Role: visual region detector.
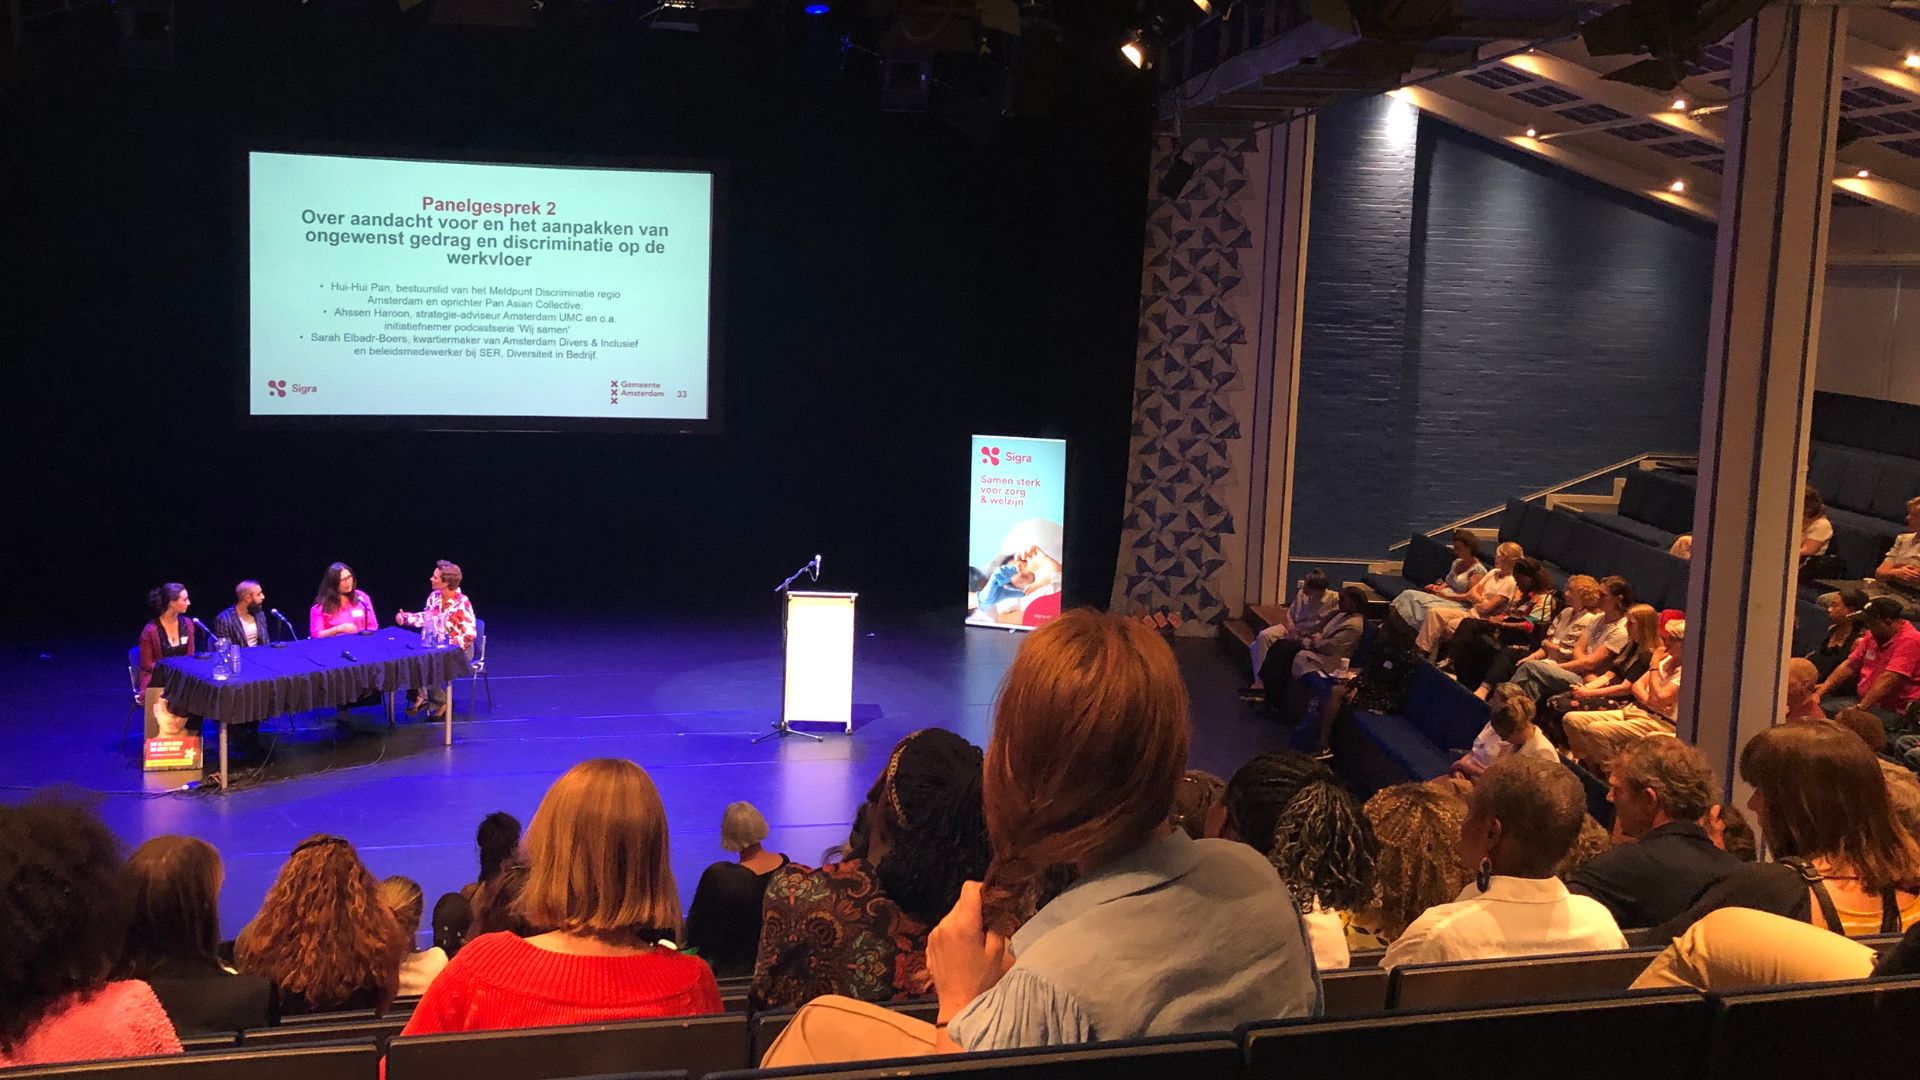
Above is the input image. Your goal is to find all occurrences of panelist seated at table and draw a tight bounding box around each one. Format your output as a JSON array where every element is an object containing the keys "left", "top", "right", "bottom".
[
  {"left": 137, "top": 582, "right": 196, "bottom": 696},
  {"left": 396, "top": 560, "right": 476, "bottom": 720},
  {"left": 213, "top": 580, "right": 276, "bottom": 648},
  {"left": 309, "top": 562, "right": 377, "bottom": 639}
]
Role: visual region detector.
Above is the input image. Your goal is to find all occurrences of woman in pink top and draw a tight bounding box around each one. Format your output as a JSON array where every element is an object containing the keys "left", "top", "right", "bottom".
[
  {"left": 310, "top": 562, "right": 378, "bottom": 638},
  {"left": 0, "top": 799, "right": 181, "bottom": 1067}
]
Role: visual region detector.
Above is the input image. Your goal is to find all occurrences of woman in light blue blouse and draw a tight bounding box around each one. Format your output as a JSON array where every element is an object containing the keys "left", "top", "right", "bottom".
[
  {"left": 1389, "top": 529, "right": 1488, "bottom": 632},
  {"left": 760, "top": 610, "right": 1318, "bottom": 1067}
]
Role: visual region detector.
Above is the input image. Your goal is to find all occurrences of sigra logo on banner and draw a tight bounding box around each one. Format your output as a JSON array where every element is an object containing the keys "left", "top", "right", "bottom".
[{"left": 968, "top": 435, "right": 1066, "bottom": 632}]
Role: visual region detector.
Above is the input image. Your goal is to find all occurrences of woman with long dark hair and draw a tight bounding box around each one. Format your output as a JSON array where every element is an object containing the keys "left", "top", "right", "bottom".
[
  {"left": 760, "top": 610, "right": 1315, "bottom": 1067},
  {"left": 0, "top": 800, "right": 181, "bottom": 1066},
  {"left": 1652, "top": 722, "right": 1920, "bottom": 939},
  {"left": 308, "top": 562, "right": 376, "bottom": 639},
  {"left": 751, "top": 729, "right": 991, "bottom": 1009},
  {"left": 234, "top": 835, "right": 409, "bottom": 1015},
  {"left": 136, "top": 583, "right": 195, "bottom": 697},
  {"left": 122, "top": 836, "right": 275, "bottom": 1034}
]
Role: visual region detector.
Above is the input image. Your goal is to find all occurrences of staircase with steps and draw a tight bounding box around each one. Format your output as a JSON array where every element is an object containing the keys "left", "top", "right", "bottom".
[{"left": 1217, "top": 603, "right": 1288, "bottom": 673}]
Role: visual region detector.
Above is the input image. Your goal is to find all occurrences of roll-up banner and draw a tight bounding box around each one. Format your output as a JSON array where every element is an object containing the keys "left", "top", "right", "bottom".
[{"left": 967, "top": 435, "right": 1066, "bottom": 630}]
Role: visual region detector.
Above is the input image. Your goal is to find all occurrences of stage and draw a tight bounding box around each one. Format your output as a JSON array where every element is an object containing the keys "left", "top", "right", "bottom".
[{"left": 0, "top": 609, "right": 1279, "bottom": 939}]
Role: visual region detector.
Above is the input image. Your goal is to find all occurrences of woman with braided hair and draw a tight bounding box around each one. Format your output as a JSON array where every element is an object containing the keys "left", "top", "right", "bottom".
[
  {"left": 759, "top": 610, "right": 1315, "bottom": 1068},
  {"left": 1210, "top": 751, "right": 1378, "bottom": 969},
  {"left": 751, "top": 729, "right": 990, "bottom": 1010}
]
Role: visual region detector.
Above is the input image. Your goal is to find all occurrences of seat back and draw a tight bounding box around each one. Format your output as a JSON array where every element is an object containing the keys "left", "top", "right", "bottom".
[
  {"left": 129, "top": 645, "right": 142, "bottom": 695},
  {"left": 1385, "top": 949, "right": 1659, "bottom": 1010},
  {"left": 0, "top": 1041, "right": 380, "bottom": 1080},
  {"left": 1320, "top": 967, "right": 1389, "bottom": 1016},
  {"left": 751, "top": 1000, "right": 936, "bottom": 1063},
  {"left": 1404, "top": 662, "right": 1490, "bottom": 754},
  {"left": 472, "top": 618, "right": 487, "bottom": 667},
  {"left": 1402, "top": 533, "right": 1454, "bottom": 588},
  {"left": 386, "top": 1013, "right": 749, "bottom": 1080},
  {"left": 715, "top": 1035, "right": 1242, "bottom": 1080},
  {"left": 240, "top": 1016, "right": 406, "bottom": 1049},
  {"left": 1539, "top": 510, "right": 1579, "bottom": 569},
  {"left": 1243, "top": 990, "right": 1710, "bottom": 1080},
  {"left": 1706, "top": 975, "right": 1920, "bottom": 1080}
]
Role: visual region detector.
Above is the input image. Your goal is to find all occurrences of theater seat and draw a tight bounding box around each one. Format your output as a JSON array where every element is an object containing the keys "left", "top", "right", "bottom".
[
  {"left": 1385, "top": 950, "right": 1659, "bottom": 1011},
  {"left": 1582, "top": 513, "right": 1679, "bottom": 552},
  {"left": 711, "top": 1035, "right": 1243, "bottom": 1080},
  {"left": 386, "top": 1014, "right": 750, "bottom": 1080},
  {"left": 1351, "top": 712, "right": 1455, "bottom": 783},
  {"left": 1706, "top": 976, "right": 1920, "bottom": 1080},
  {"left": 752, "top": 1001, "right": 939, "bottom": 1063},
  {"left": 1240, "top": 990, "right": 1711, "bottom": 1080},
  {"left": 0, "top": 1041, "right": 381, "bottom": 1080},
  {"left": 1320, "top": 967, "right": 1389, "bottom": 1017},
  {"left": 1345, "top": 663, "right": 1489, "bottom": 785}
]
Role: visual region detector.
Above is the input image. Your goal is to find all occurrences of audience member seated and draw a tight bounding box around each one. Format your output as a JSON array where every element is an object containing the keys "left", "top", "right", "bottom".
[
  {"left": 122, "top": 836, "right": 275, "bottom": 1035},
  {"left": 1208, "top": 752, "right": 1377, "bottom": 969},
  {"left": 1443, "top": 559, "right": 1557, "bottom": 690},
  {"left": 1800, "top": 487, "right": 1836, "bottom": 562},
  {"left": 1861, "top": 496, "right": 1920, "bottom": 617},
  {"left": 462, "top": 811, "right": 523, "bottom": 901},
  {"left": 1510, "top": 576, "right": 1633, "bottom": 705},
  {"left": 1243, "top": 569, "right": 1339, "bottom": 701},
  {"left": 1555, "top": 816, "right": 1613, "bottom": 881},
  {"left": 685, "top": 801, "right": 791, "bottom": 978},
  {"left": 1632, "top": 908, "right": 1876, "bottom": 992},
  {"left": 1470, "top": 574, "right": 1602, "bottom": 699},
  {"left": 1669, "top": 534, "right": 1692, "bottom": 560},
  {"left": 1785, "top": 658, "right": 1827, "bottom": 721},
  {"left": 1417, "top": 542, "right": 1523, "bottom": 657},
  {"left": 1565, "top": 737, "right": 1738, "bottom": 929},
  {"left": 1450, "top": 684, "right": 1557, "bottom": 783},
  {"left": 1708, "top": 803, "right": 1758, "bottom": 863},
  {"left": 1874, "top": 916, "right": 1920, "bottom": 977},
  {"left": 1297, "top": 618, "right": 1419, "bottom": 757},
  {"left": 760, "top": 611, "right": 1317, "bottom": 1066},
  {"left": 1380, "top": 757, "right": 1626, "bottom": 970},
  {"left": 1815, "top": 597, "right": 1920, "bottom": 735},
  {"left": 1806, "top": 587, "right": 1866, "bottom": 690},
  {"left": 752, "top": 729, "right": 990, "bottom": 1009},
  {"left": 0, "top": 799, "right": 182, "bottom": 1066},
  {"left": 1355, "top": 785, "right": 1470, "bottom": 948},
  {"left": 380, "top": 876, "right": 447, "bottom": 996},
  {"left": 470, "top": 861, "right": 534, "bottom": 937},
  {"left": 1562, "top": 612, "right": 1684, "bottom": 774},
  {"left": 1276, "top": 585, "right": 1368, "bottom": 699},
  {"left": 235, "top": 835, "right": 408, "bottom": 1016},
  {"left": 1651, "top": 723, "right": 1920, "bottom": 940},
  {"left": 1168, "top": 770, "right": 1225, "bottom": 841},
  {"left": 400, "top": 758, "right": 722, "bottom": 1038},
  {"left": 1389, "top": 530, "right": 1488, "bottom": 634},
  {"left": 432, "top": 892, "right": 472, "bottom": 961}
]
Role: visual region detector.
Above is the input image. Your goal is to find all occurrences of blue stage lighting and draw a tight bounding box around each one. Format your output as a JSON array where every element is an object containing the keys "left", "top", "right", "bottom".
[{"left": 804, "top": 3, "right": 830, "bottom": 13}]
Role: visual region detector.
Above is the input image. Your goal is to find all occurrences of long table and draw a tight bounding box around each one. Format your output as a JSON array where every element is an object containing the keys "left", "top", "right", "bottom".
[{"left": 153, "top": 627, "right": 471, "bottom": 788}]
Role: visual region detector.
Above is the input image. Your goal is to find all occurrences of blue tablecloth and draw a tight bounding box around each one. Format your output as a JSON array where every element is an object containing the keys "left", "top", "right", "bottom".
[{"left": 153, "top": 628, "right": 470, "bottom": 725}]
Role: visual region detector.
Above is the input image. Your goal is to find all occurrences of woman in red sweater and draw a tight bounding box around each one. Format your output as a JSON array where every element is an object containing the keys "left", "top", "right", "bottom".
[{"left": 399, "top": 758, "right": 722, "bottom": 1036}]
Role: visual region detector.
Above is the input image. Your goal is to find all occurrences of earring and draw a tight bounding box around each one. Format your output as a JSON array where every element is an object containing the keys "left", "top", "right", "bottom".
[{"left": 1476, "top": 857, "right": 1493, "bottom": 893}]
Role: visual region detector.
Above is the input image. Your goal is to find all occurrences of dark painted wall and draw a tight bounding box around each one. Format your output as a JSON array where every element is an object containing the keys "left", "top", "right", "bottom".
[
  {"left": 1292, "top": 101, "right": 1715, "bottom": 559},
  {"left": 9, "top": 2, "right": 1150, "bottom": 635}
]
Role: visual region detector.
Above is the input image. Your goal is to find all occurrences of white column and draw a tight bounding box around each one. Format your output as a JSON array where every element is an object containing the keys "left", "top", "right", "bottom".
[
  {"left": 1683, "top": 3, "right": 1847, "bottom": 802},
  {"left": 1248, "top": 115, "right": 1316, "bottom": 603}
]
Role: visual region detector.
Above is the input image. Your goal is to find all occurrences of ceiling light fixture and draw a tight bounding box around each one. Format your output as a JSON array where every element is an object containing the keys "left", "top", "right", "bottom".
[
  {"left": 1668, "top": 179, "right": 1687, "bottom": 194},
  {"left": 1525, "top": 126, "right": 1538, "bottom": 138},
  {"left": 1121, "top": 31, "right": 1149, "bottom": 69},
  {"left": 1906, "top": 51, "right": 1920, "bottom": 70},
  {"left": 1671, "top": 98, "right": 1687, "bottom": 111}
]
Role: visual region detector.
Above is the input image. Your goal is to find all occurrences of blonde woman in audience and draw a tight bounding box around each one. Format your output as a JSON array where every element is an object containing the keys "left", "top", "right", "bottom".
[
  {"left": 1651, "top": 723, "right": 1920, "bottom": 940},
  {"left": 1355, "top": 784, "right": 1472, "bottom": 948},
  {"left": 234, "top": 835, "right": 409, "bottom": 1015},
  {"left": 379, "top": 876, "right": 447, "bottom": 996},
  {"left": 1416, "top": 541, "right": 1524, "bottom": 657},
  {"left": 1380, "top": 756, "right": 1626, "bottom": 970},
  {"left": 400, "top": 758, "right": 721, "bottom": 1037},
  {"left": 1562, "top": 613, "right": 1684, "bottom": 773},
  {"left": 1669, "top": 534, "right": 1692, "bottom": 560},
  {"left": 1451, "top": 684, "right": 1557, "bottom": 783},
  {"left": 0, "top": 799, "right": 181, "bottom": 1067},
  {"left": 760, "top": 610, "right": 1316, "bottom": 1066},
  {"left": 1472, "top": 574, "right": 1604, "bottom": 698},
  {"left": 1389, "top": 530, "right": 1488, "bottom": 632},
  {"left": 685, "top": 802, "right": 791, "bottom": 978},
  {"left": 1784, "top": 658, "right": 1827, "bottom": 721}
]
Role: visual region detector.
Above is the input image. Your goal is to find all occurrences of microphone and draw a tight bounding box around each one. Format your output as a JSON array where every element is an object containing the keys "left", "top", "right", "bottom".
[
  {"left": 190, "top": 617, "right": 216, "bottom": 657},
  {"left": 269, "top": 608, "right": 299, "bottom": 646},
  {"left": 811, "top": 554, "right": 822, "bottom": 581}
]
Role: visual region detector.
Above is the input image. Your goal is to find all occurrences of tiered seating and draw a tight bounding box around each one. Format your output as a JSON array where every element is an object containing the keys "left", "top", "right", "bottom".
[
  {"left": 1332, "top": 661, "right": 1488, "bottom": 790},
  {"left": 1496, "top": 498, "right": 1693, "bottom": 613},
  {"left": 14, "top": 963, "right": 1920, "bottom": 1080}
]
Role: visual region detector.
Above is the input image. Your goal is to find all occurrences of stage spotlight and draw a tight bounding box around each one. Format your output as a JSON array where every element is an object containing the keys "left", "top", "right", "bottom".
[
  {"left": 1121, "top": 31, "right": 1150, "bottom": 69},
  {"left": 1668, "top": 179, "right": 1687, "bottom": 194},
  {"left": 1525, "top": 126, "right": 1538, "bottom": 138},
  {"left": 804, "top": 2, "right": 830, "bottom": 13},
  {"left": 1158, "top": 153, "right": 1197, "bottom": 200},
  {"left": 1906, "top": 51, "right": 1920, "bottom": 69},
  {"left": 1857, "top": 168, "right": 1872, "bottom": 179},
  {"left": 1191, "top": 0, "right": 1213, "bottom": 12},
  {"left": 1670, "top": 97, "right": 1687, "bottom": 111}
]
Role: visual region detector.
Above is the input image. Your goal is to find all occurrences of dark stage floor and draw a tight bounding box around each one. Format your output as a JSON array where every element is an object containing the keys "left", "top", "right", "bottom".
[{"left": 0, "top": 610, "right": 1280, "bottom": 939}]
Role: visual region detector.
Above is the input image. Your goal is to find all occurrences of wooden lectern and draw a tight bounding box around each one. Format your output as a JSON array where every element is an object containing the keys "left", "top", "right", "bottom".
[{"left": 757, "top": 590, "right": 857, "bottom": 743}]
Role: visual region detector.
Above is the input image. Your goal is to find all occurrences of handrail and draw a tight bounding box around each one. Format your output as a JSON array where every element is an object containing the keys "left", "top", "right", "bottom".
[{"left": 1385, "top": 452, "right": 1698, "bottom": 553}]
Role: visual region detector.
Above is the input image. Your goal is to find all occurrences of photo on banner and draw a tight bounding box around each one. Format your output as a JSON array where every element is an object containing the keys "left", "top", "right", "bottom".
[{"left": 967, "top": 435, "right": 1066, "bottom": 630}]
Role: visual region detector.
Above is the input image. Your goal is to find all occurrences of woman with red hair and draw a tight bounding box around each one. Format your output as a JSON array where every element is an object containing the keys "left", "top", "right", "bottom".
[{"left": 761, "top": 609, "right": 1317, "bottom": 1066}]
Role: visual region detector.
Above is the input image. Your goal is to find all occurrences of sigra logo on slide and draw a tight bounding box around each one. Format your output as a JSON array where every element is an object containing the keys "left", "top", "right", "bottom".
[
  {"left": 981, "top": 446, "right": 1031, "bottom": 466},
  {"left": 266, "top": 379, "right": 288, "bottom": 398}
]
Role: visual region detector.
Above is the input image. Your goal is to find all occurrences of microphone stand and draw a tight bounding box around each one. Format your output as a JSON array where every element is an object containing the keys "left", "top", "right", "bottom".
[
  {"left": 270, "top": 610, "right": 298, "bottom": 648},
  {"left": 756, "top": 556, "right": 826, "bottom": 744}
]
